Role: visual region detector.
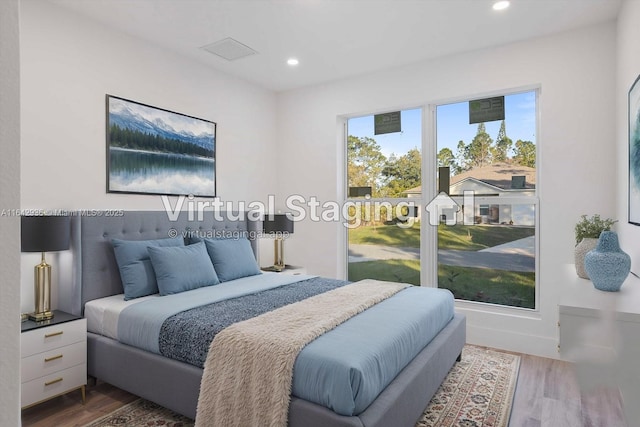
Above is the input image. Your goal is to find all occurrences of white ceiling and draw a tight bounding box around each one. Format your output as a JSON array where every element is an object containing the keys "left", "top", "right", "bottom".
[{"left": 47, "top": 0, "right": 621, "bottom": 92}]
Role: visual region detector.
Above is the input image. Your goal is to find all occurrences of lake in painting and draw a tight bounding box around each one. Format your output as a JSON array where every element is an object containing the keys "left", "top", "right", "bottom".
[{"left": 109, "top": 147, "right": 215, "bottom": 196}]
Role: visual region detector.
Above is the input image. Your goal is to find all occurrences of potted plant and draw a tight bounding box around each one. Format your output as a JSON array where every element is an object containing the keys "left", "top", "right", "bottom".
[{"left": 574, "top": 214, "right": 617, "bottom": 278}]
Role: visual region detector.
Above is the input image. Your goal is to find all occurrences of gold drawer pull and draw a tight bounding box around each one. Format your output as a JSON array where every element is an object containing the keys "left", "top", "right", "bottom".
[
  {"left": 44, "top": 377, "right": 63, "bottom": 386},
  {"left": 44, "top": 354, "right": 63, "bottom": 362},
  {"left": 44, "top": 331, "right": 63, "bottom": 338}
]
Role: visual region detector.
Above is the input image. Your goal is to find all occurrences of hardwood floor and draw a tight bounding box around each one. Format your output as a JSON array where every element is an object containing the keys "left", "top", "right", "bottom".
[
  {"left": 509, "top": 354, "right": 627, "bottom": 427},
  {"left": 21, "top": 382, "right": 137, "bottom": 427},
  {"left": 21, "top": 352, "right": 627, "bottom": 427}
]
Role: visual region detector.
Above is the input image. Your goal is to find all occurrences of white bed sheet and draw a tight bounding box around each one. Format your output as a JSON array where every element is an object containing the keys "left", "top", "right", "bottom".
[
  {"left": 84, "top": 293, "right": 159, "bottom": 339},
  {"left": 84, "top": 272, "right": 310, "bottom": 341}
]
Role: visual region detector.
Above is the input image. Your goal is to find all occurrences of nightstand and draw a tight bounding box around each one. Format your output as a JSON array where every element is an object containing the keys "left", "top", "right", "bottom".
[
  {"left": 261, "top": 265, "right": 307, "bottom": 275},
  {"left": 21, "top": 310, "right": 87, "bottom": 409}
]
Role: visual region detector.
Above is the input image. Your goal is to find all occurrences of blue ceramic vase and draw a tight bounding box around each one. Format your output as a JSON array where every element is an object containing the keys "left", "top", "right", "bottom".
[{"left": 584, "top": 231, "right": 630, "bottom": 292}]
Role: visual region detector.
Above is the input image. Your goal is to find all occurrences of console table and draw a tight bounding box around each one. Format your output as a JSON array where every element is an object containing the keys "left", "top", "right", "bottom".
[{"left": 558, "top": 264, "right": 640, "bottom": 359}]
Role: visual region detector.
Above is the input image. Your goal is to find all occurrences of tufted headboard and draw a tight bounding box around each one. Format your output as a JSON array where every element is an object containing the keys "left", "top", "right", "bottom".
[{"left": 59, "top": 211, "right": 260, "bottom": 316}]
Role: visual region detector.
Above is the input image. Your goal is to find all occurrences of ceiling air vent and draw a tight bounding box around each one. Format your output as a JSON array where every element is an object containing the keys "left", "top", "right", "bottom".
[{"left": 201, "top": 37, "right": 257, "bottom": 61}]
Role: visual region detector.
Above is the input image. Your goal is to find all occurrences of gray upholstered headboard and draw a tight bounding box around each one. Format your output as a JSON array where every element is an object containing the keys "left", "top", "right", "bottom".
[{"left": 59, "top": 211, "right": 260, "bottom": 316}]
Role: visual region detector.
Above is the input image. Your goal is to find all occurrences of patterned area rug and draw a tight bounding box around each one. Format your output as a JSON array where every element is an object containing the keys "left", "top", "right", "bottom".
[
  {"left": 416, "top": 345, "right": 520, "bottom": 427},
  {"left": 83, "top": 345, "right": 519, "bottom": 427}
]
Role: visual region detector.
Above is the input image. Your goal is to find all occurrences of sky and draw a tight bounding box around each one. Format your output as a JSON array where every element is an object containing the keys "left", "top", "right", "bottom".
[{"left": 347, "top": 91, "right": 536, "bottom": 159}]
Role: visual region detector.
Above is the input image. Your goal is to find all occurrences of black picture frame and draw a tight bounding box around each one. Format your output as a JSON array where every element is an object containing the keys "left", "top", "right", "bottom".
[
  {"left": 106, "top": 95, "right": 216, "bottom": 197},
  {"left": 629, "top": 76, "right": 640, "bottom": 225}
]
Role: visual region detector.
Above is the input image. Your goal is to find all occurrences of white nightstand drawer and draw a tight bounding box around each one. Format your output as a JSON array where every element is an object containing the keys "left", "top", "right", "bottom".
[
  {"left": 21, "top": 340, "right": 87, "bottom": 383},
  {"left": 21, "top": 364, "right": 86, "bottom": 408},
  {"left": 21, "top": 319, "right": 86, "bottom": 358}
]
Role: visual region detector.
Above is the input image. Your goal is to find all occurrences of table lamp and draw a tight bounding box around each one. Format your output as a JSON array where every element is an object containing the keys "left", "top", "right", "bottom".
[
  {"left": 263, "top": 213, "right": 294, "bottom": 272},
  {"left": 21, "top": 215, "right": 70, "bottom": 321}
]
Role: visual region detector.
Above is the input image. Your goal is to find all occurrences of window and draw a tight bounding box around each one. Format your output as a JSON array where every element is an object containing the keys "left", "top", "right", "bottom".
[
  {"left": 435, "top": 91, "right": 538, "bottom": 309},
  {"left": 346, "top": 109, "right": 424, "bottom": 285},
  {"left": 342, "top": 90, "right": 538, "bottom": 310}
]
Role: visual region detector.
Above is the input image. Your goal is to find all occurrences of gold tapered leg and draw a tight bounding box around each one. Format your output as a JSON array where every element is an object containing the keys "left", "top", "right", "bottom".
[{"left": 81, "top": 385, "right": 86, "bottom": 405}]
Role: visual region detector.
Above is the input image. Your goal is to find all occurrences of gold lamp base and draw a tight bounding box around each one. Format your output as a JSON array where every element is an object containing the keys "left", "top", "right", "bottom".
[
  {"left": 271, "top": 238, "right": 286, "bottom": 272},
  {"left": 28, "top": 311, "right": 54, "bottom": 322},
  {"left": 31, "top": 253, "right": 54, "bottom": 322}
]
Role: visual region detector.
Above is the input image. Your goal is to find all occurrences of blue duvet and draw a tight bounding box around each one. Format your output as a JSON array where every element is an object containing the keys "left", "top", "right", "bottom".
[
  {"left": 116, "top": 275, "right": 455, "bottom": 416},
  {"left": 293, "top": 286, "right": 454, "bottom": 415}
]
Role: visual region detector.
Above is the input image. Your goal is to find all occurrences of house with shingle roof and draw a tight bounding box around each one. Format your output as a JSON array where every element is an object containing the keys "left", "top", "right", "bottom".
[{"left": 405, "top": 163, "right": 536, "bottom": 226}]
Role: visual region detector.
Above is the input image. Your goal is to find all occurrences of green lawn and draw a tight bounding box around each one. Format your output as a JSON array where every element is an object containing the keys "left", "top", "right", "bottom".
[
  {"left": 348, "top": 260, "right": 535, "bottom": 309},
  {"left": 438, "top": 264, "right": 535, "bottom": 309},
  {"left": 348, "top": 223, "right": 535, "bottom": 251},
  {"left": 348, "top": 259, "right": 420, "bottom": 285},
  {"left": 348, "top": 224, "right": 420, "bottom": 248},
  {"left": 348, "top": 223, "right": 536, "bottom": 308},
  {"left": 437, "top": 224, "right": 535, "bottom": 251}
]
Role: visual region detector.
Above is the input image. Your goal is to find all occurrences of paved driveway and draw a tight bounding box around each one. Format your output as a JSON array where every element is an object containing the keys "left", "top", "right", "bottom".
[{"left": 348, "top": 236, "right": 535, "bottom": 272}]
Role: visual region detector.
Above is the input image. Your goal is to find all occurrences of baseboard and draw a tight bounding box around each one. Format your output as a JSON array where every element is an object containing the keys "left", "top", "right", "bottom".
[{"left": 465, "top": 323, "right": 560, "bottom": 359}]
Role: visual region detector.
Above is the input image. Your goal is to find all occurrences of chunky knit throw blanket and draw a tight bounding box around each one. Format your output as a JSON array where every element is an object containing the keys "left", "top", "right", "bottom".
[{"left": 195, "top": 279, "right": 410, "bottom": 427}]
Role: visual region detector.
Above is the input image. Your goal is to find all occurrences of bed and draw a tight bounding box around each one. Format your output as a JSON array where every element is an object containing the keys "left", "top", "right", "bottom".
[{"left": 59, "top": 210, "right": 465, "bottom": 427}]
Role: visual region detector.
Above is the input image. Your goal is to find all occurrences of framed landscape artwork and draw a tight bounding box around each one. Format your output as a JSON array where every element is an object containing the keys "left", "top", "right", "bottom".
[
  {"left": 630, "top": 76, "right": 640, "bottom": 225},
  {"left": 106, "top": 95, "right": 216, "bottom": 197}
]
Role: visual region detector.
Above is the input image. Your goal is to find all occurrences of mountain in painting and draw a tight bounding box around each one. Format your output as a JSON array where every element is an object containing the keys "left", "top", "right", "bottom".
[{"left": 109, "top": 101, "right": 214, "bottom": 151}]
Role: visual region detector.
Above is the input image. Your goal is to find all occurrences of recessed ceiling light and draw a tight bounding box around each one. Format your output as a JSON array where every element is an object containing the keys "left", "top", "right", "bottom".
[
  {"left": 287, "top": 58, "right": 299, "bottom": 66},
  {"left": 492, "top": 1, "right": 510, "bottom": 11}
]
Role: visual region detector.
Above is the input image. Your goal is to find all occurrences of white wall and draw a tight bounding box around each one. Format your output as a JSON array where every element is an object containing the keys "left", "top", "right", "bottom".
[
  {"left": 617, "top": 1, "right": 640, "bottom": 274},
  {"left": 276, "top": 23, "right": 617, "bottom": 358},
  {"left": 19, "top": 1, "right": 279, "bottom": 311},
  {"left": 615, "top": 2, "right": 640, "bottom": 420},
  {"left": 0, "top": 0, "right": 22, "bottom": 424}
]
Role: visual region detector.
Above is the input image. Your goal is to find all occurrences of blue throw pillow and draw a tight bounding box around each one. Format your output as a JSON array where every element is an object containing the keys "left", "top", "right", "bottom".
[
  {"left": 148, "top": 241, "right": 220, "bottom": 295},
  {"left": 112, "top": 237, "right": 184, "bottom": 300},
  {"left": 203, "top": 238, "right": 261, "bottom": 282}
]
